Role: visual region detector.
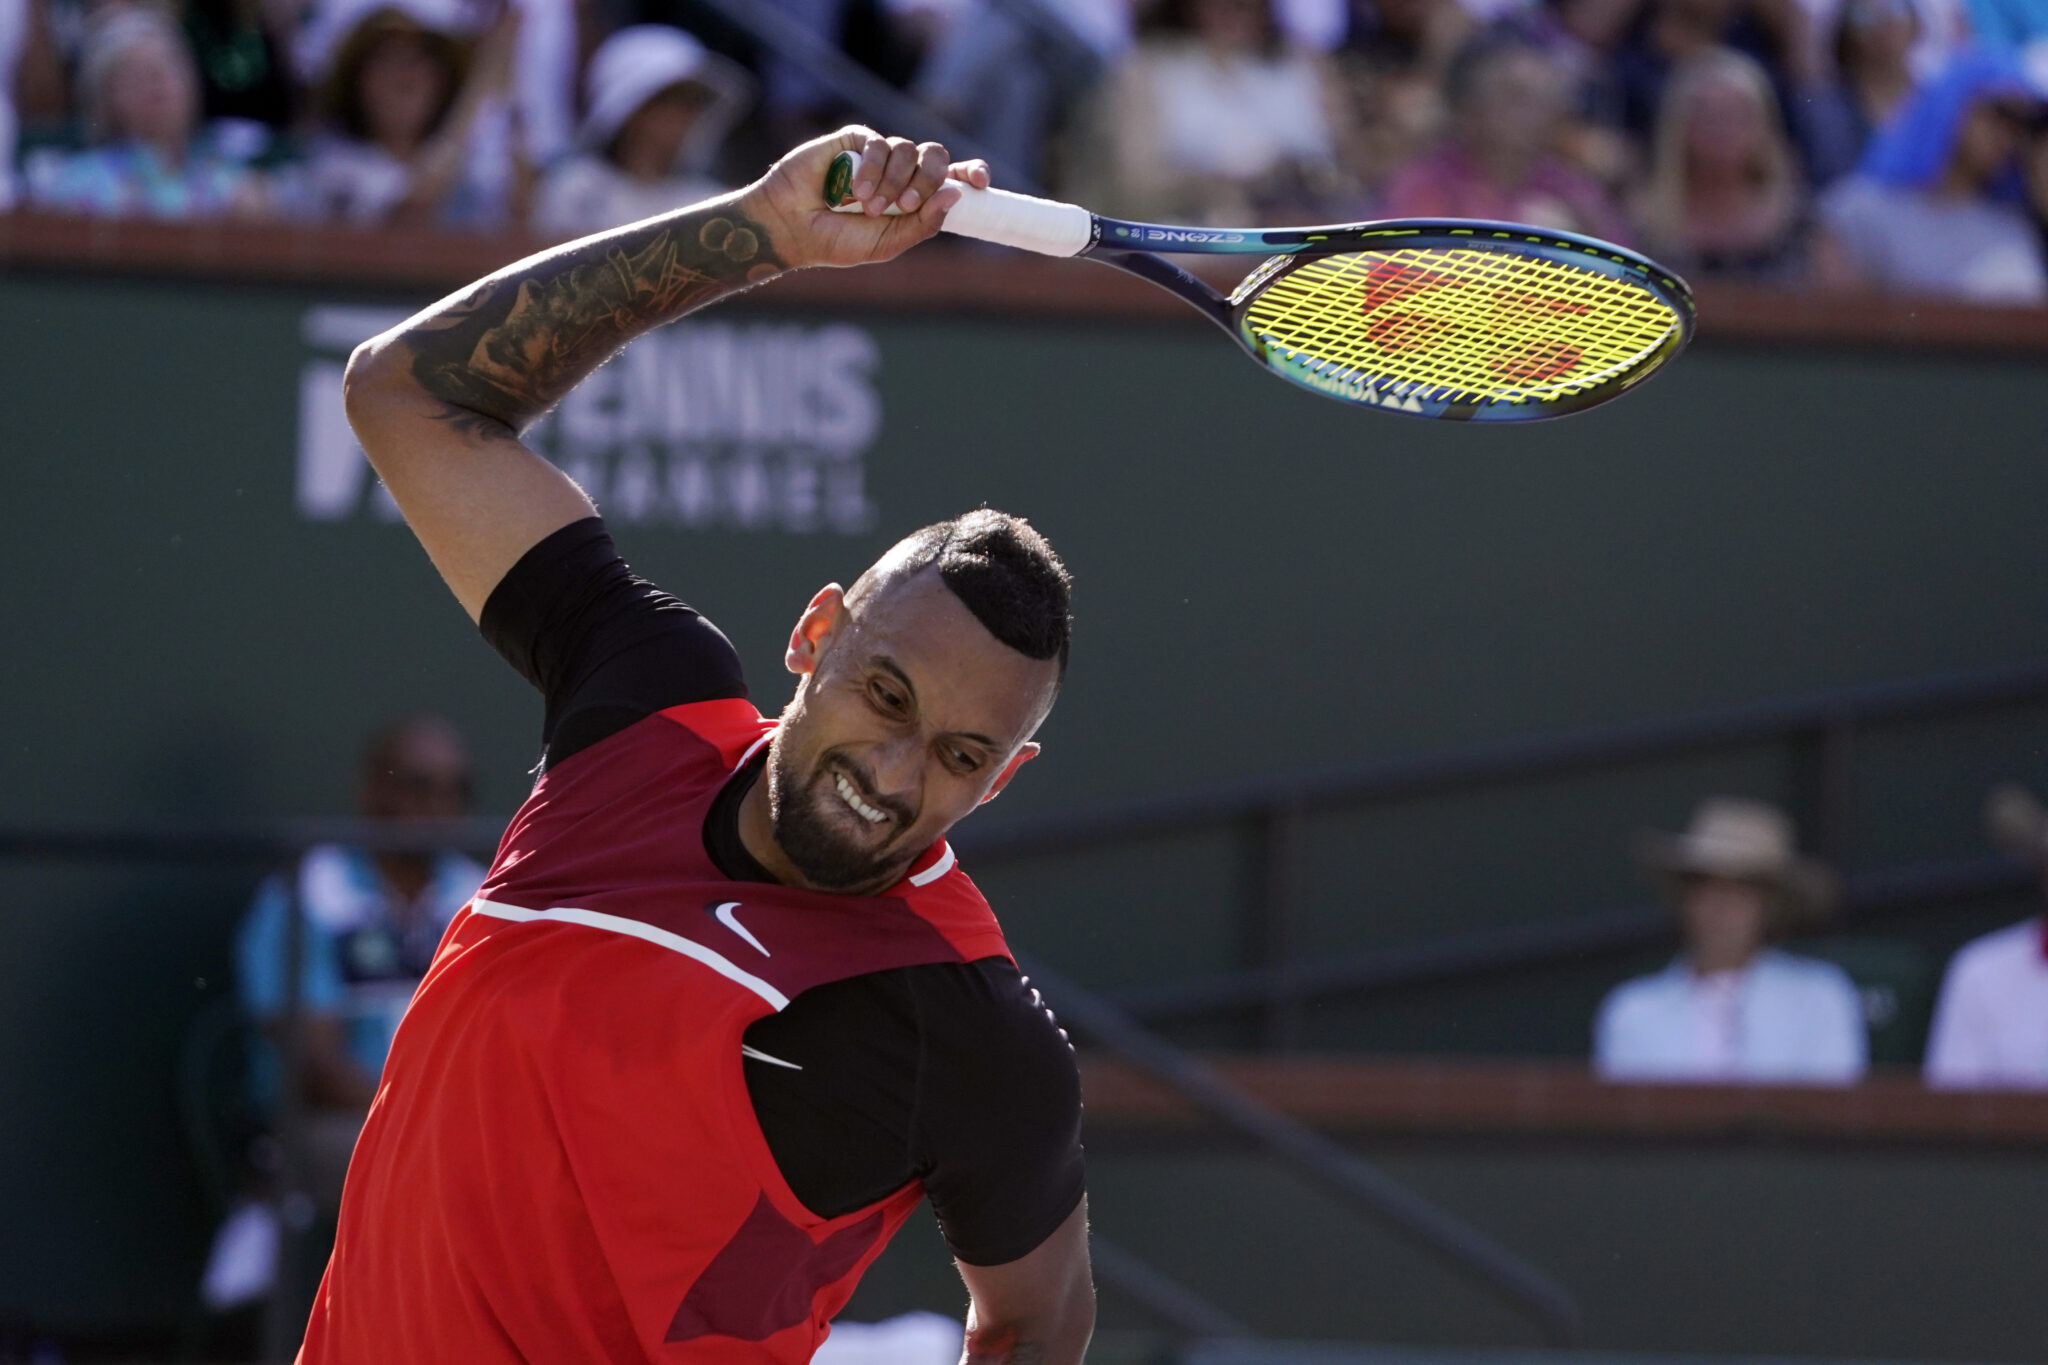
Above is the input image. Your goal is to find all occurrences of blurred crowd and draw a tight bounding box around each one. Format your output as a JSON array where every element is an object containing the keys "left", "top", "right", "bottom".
[
  {"left": 1596, "top": 787, "right": 2048, "bottom": 1088},
  {"left": 3, "top": 0, "right": 2048, "bottom": 299}
]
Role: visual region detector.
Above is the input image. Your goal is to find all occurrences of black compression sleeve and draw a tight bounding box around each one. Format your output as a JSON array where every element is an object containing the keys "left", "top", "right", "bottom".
[
  {"left": 478, "top": 518, "right": 747, "bottom": 768},
  {"left": 913, "top": 961, "right": 1087, "bottom": 1266}
]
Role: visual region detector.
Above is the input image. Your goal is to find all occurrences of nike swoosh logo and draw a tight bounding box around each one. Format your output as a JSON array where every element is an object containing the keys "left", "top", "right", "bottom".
[
  {"left": 712, "top": 901, "right": 771, "bottom": 958},
  {"left": 740, "top": 1044, "right": 802, "bottom": 1071}
]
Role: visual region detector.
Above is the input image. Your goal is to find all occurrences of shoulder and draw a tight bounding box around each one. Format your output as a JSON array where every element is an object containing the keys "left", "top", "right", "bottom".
[
  {"left": 1818, "top": 175, "right": 1893, "bottom": 225},
  {"left": 34, "top": 147, "right": 121, "bottom": 200},
  {"left": 896, "top": 846, "right": 1011, "bottom": 965},
  {"left": 1755, "top": 951, "right": 1861, "bottom": 1003},
  {"left": 1943, "top": 919, "right": 2043, "bottom": 985},
  {"left": 652, "top": 698, "right": 772, "bottom": 767},
  {"left": 909, "top": 958, "right": 1079, "bottom": 1113},
  {"left": 290, "top": 844, "right": 385, "bottom": 932},
  {"left": 1599, "top": 963, "right": 1683, "bottom": 1018}
]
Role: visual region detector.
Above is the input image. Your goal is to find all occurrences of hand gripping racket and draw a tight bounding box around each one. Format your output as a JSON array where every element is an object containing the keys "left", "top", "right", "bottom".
[{"left": 824, "top": 151, "right": 1693, "bottom": 422}]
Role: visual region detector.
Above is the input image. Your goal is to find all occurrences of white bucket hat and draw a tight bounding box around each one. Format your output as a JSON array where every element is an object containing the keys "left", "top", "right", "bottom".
[
  {"left": 579, "top": 25, "right": 752, "bottom": 172},
  {"left": 1637, "top": 797, "right": 1838, "bottom": 924}
]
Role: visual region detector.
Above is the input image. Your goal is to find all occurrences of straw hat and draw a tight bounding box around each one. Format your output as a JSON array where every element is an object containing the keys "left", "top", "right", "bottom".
[
  {"left": 1986, "top": 783, "right": 2048, "bottom": 866},
  {"left": 579, "top": 25, "right": 751, "bottom": 171},
  {"left": 1637, "top": 797, "right": 1838, "bottom": 923}
]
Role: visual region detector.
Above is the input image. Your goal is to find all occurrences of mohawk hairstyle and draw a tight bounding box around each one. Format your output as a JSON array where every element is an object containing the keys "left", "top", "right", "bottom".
[{"left": 855, "top": 509, "right": 1073, "bottom": 677}]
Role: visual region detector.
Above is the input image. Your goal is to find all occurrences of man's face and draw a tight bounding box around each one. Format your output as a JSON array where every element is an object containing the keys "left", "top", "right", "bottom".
[
  {"left": 1467, "top": 52, "right": 1565, "bottom": 166},
  {"left": 362, "top": 723, "right": 473, "bottom": 822},
  {"left": 1679, "top": 874, "right": 1768, "bottom": 972},
  {"left": 765, "top": 570, "right": 1059, "bottom": 894}
]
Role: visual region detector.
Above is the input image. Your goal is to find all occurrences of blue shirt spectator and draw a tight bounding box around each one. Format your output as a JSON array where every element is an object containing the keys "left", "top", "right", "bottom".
[
  {"left": 236, "top": 841, "right": 484, "bottom": 1106},
  {"left": 1816, "top": 47, "right": 2047, "bottom": 300},
  {"left": 233, "top": 714, "right": 484, "bottom": 1119}
]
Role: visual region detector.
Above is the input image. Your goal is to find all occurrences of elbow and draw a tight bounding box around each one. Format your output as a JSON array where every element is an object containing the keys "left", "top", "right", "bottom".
[{"left": 340, "top": 334, "right": 405, "bottom": 433}]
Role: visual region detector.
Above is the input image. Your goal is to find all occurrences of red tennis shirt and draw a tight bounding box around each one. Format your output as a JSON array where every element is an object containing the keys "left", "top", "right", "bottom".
[{"left": 298, "top": 696, "right": 1013, "bottom": 1364}]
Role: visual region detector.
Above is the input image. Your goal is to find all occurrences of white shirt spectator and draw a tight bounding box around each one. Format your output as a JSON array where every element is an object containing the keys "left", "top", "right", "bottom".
[
  {"left": 533, "top": 160, "right": 726, "bottom": 237},
  {"left": 1924, "top": 918, "right": 2048, "bottom": 1089},
  {"left": 531, "top": 26, "right": 748, "bottom": 238},
  {"left": 1143, "top": 41, "right": 1336, "bottom": 184},
  {"left": 1595, "top": 950, "right": 1869, "bottom": 1083}
]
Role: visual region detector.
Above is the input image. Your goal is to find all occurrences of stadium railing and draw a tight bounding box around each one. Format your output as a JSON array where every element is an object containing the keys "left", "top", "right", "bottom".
[
  {"left": 10, "top": 210, "right": 2048, "bottom": 354},
  {"left": 960, "top": 659, "right": 2048, "bottom": 1046}
]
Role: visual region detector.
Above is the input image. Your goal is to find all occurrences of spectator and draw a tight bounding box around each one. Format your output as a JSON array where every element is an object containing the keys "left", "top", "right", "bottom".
[
  {"left": 27, "top": 4, "right": 266, "bottom": 218},
  {"left": 1768, "top": 0, "right": 1923, "bottom": 186},
  {"left": 742, "top": 0, "right": 918, "bottom": 146},
  {"left": 1062, "top": 0, "right": 1347, "bottom": 225},
  {"left": 1834, "top": 0, "right": 1919, "bottom": 148},
  {"left": 294, "top": 0, "right": 523, "bottom": 228},
  {"left": 1923, "top": 784, "right": 2048, "bottom": 1089},
  {"left": 233, "top": 715, "right": 485, "bottom": 1201},
  {"left": 204, "top": 715, "right": 485, "bottom": 1310},
  {"left": 892, "top": 0, "right": 1126, "bottom": 188},
  {"left": 1326, "top": 0, "right": 1475, "bottom": 196},
  {"left": 531, "top": 23, "right": 749, "bottom": 236},
  {"left": 1815, "top": 48, "right": 2046, "bottom": 301},
  {"left": 1378, "top": 33, "right": 1631, "bottom": 239},
  {"left": 1594, "top": 798, "right": 1867, "bottom": 1084},
  {"left": 1634, "top": 47, "right": 1809, "bottom": 278},
  {"left": 1958, "top": 0, "right": 2048, "bottom": 73},
  {"left": 1603, "top": 0, "right": 1760, "bottom": 135}
]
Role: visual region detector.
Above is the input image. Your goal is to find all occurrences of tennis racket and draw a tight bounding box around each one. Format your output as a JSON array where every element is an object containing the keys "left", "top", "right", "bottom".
[{"left": 824, "top": 151, "right": 1693, "bottom": 422}]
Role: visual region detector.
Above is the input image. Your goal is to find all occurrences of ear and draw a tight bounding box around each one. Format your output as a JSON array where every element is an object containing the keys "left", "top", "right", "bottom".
[
  {"left": 979, "top": 742, "right": 1040, "bottom": 804},
  {"left": 785, "top": 584, "right": 847, "bottom": 676}
]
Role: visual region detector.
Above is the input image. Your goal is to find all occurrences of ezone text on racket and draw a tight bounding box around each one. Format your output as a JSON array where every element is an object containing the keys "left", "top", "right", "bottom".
[{"left": 1111, "top": 228, "right": 1249, "bottom": 245}]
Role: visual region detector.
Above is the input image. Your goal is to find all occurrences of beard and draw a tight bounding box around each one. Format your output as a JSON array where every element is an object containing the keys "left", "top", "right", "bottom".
[{"left": 765, "top": 741, "right": 910, "bottom": 892}]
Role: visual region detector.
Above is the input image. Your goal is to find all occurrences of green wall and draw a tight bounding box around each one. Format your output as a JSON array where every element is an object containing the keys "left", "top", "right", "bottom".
[{"left": 4, "top": 268, "right": 2048, "bottom": 1351}]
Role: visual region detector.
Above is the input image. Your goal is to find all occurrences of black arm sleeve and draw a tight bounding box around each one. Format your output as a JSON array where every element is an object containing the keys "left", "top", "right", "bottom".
[
  {"left": 912, "top": 962, "right": 1087, "bottom": 1266},
  {"left": 478, "top": 518, "right": 747, "bottom": 769}
]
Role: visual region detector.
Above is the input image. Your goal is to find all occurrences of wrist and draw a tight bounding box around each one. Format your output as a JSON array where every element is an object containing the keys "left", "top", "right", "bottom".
[{"left": 734, "top": 182, "right": 810, "bottom": 271}]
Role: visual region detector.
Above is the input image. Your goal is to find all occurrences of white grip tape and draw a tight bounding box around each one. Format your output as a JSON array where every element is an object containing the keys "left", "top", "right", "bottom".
[
  {"left": 828, "top": 183, "right": 1094, "bottom": 258},
  {"left": 938, "top": 185, "right": 1094, "bottom": 258}
]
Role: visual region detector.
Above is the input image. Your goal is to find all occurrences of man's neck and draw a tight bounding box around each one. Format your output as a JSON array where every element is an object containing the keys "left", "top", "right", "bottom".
[
  {"left": 373, "top": 851, "right": 434, "bottom": 911},
  {"left": 736, "top": 763, "right": 805, "bottom": 887},
  {"left": 1688, "top": 949, "right": 1758, "bottom": 978}
]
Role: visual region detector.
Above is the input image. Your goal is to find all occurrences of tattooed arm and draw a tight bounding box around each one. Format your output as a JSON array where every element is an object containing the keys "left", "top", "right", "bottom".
[
  {"left": 341, "top": 126, "right": 986, "bottom": 620},
  {"left": 956, "top": 1199, "right": 1095, "bottom": 1365}
]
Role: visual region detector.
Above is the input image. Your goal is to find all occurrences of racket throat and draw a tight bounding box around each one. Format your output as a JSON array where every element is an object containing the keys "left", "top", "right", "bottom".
[{"left": 1085, "top": 249, "right": 1237, "bottom": 335}]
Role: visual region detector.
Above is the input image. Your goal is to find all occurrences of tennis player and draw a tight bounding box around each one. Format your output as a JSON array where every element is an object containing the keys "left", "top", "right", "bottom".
[{"left": 313, "top": 127, "right": 1091, "bottom": 1364}]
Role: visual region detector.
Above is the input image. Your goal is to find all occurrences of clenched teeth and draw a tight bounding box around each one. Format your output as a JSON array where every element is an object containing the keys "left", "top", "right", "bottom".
[{"left": 835, "top": 772, "right": 887, "bottom": 824}]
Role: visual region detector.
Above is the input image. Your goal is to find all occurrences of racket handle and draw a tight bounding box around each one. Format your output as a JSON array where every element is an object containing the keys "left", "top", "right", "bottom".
[{"left": 822, "top": 150, "right": 1093, "bottom": 258}]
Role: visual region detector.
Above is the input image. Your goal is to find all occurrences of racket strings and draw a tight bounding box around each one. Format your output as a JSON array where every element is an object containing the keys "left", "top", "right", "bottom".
[{"left": 1242, "top": 248, "right": 1683, "bottom": 407}]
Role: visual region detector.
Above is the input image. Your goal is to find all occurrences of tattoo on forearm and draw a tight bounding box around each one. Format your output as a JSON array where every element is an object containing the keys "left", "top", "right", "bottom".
[{"left": 404, "top": 203, "right": 784, "bottom": 438}]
